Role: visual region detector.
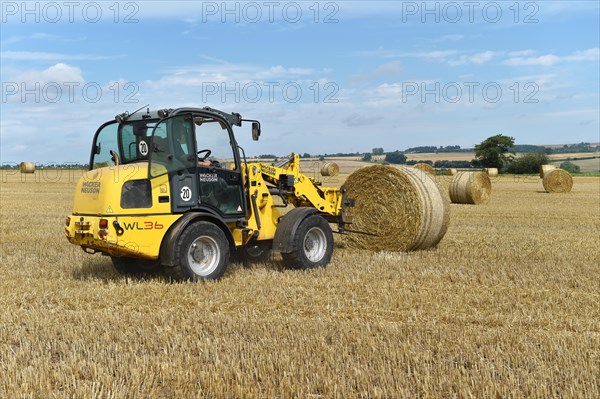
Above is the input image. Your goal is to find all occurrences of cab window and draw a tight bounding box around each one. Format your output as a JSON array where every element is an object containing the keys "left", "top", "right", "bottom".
[{"left": 149, "top": 115, "right": 196, "bottom": 177}]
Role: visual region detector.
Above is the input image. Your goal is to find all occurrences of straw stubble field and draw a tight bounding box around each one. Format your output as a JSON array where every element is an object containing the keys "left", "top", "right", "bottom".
[{"left": 1, "top": 164, "right": 599, "bottom": 398}]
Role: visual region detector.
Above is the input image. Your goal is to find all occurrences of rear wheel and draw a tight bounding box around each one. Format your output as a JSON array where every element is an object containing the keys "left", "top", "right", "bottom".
[
  {"left": 110, "top": 256, "right": 162, "bottom": 276},
  {"left": 281, "top": 215, "right": 333, "bottom": 269},
  {"left": 166, "top": 221, "right": 230, "bottom": 281}
]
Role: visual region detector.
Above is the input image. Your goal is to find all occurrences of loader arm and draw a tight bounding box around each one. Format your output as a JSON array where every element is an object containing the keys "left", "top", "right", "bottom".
[{"left": 249, "top": 154, "right": 353, "bottom": 226}]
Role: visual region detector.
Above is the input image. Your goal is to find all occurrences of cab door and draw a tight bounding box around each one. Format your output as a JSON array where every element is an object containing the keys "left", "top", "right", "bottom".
[
  {"left": 192, "top": 114, "right": 246, "bottom": 219},
  {"left": 149, "top": 114, "right": 199, "bottom": 212}
]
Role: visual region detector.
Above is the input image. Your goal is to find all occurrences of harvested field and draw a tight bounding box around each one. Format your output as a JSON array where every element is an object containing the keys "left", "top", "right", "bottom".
[{"left": 1, "top": 169, "right": 599, "bottom": 398}]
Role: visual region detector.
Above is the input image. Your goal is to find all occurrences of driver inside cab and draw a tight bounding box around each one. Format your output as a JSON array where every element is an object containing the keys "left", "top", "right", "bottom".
[{"left": 172, "top": 121, "right": 212, "bottom": 167}]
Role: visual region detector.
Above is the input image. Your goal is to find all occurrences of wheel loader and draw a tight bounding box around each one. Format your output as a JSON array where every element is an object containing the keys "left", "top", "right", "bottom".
[{"left": 65, "top": 106, "right": 355, "bottom": 280}]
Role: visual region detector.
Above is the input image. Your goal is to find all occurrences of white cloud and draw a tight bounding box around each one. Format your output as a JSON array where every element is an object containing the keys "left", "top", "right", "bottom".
[
  {"left": 373, "top": 61, "right": 402, "bottom": 76},
  {"left": 415, "top": 50, "right": 461, "bottom": 60},
  {"left": 356, "top": 48, "right": 461, "bottom": 60},
  {"left": 341, "top": 113, "right": 381, "bottom": 127},
  {"left": 569, "top": 48, "right": 600, "bottom": 61},
  {"left": 9, "top": 63, "right": 85, "bottom": 86},
  {"left": 29, "top": 33, "right": 61, "bottom": 40},
  {"left": 438, "top": 34, "right": 464, "bottom": 42},
  {"left": 508, "top": 50, "right": 537, "bottom": 57},
  {"left": 505, "top": 54, "right": 561, "bottom": 66},
  {"left": 146, "top": 62, "right": 330, "bottom": 92},
  {"left": 448, "top": 51, "right": 496, "bottom": 66},
  {"left": 255, "top": 66, "right": 317, "bottom": 79},
  {"left": 504, "top": 48, "right": 599, "bottom": 66}
]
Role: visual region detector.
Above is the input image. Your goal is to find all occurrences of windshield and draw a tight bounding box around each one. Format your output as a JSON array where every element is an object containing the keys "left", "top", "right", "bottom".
[
  {"left": 90, "top": 119, "right": 161, "bottom": 169},
  {"left": 149, "top": 113, "right": 238, "bottom": 178}
]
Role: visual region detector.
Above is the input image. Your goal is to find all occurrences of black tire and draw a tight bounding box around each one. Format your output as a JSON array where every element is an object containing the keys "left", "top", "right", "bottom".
[
  {"left": 110, "top": 256, "right": 163, "bottom": 276},
  {"left": 166, "top": 221, "right": 230, "bottom": 281},
  {"left": 281, "top": 215, "right": 334, "bottom": 269},
  {"left": 241, "top": 240, "right": 273, "bottom": 265}
]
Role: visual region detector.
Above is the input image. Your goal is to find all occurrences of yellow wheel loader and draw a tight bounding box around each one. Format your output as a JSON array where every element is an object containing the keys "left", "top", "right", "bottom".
[{"left": 65, "top": 106, "right": 354, "bottom": 280}]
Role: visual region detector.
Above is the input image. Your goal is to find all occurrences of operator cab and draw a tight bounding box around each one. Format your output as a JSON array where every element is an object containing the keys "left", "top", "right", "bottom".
[{"left": 89, "top": 107, "right": 251, "bottom": 222}]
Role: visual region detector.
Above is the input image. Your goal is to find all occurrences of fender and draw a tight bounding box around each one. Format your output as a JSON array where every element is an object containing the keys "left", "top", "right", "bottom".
[
  {"left": 160, "top": 211, "right": 235, "bottom": 266},
  {"left": 273, "top": 207, "right": 319, "bottom": 254}
]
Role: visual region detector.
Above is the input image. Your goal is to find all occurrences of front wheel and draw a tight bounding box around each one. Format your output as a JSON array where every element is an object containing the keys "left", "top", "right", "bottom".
[
  {"left": 281, "top": 215, "right": 334, "bottom": 269},
  {"left": 167, "top": 221, "right": 230, "bottom": 281}
]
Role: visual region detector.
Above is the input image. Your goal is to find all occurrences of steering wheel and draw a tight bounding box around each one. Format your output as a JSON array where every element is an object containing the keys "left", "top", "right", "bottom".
[{"left": 197, "top": 149, "right": 211, "bottom": 162}]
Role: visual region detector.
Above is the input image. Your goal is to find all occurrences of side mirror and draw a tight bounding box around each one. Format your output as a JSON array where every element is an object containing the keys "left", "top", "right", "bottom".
[
  {"left": 95, "top": 143, "right": 101, "bottom": 155},
  {"left": 252, "top": 122, "right": 261, "bottom": 141}
]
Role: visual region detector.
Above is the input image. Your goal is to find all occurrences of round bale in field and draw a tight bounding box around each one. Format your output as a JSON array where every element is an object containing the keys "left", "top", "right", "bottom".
[
  {"left": 446, "top": 168, "right": 457, "bottom": 176},
  {"left": 542, "top": 168, "right": 573, "bottom": 193},
  {"left": 413, "top": 163, "right": 435, "bottom": 176},
  {"left": 449, "top": 171, "right": 492, "bottom": 205},
  {"left": 539, "top": 164, "right": 556, "bottom": 179},
  {"left": 343, "top": 165, "right": 450, "bottom": 252},
  {"left": 320, "top": 162, "right": 339, "bottom": 177},
  {"left": 483, "top": 168, "right": 498, "bottom": 177},
  {"left": 19, "top": 162, "right": 35, "bottom": 173}
]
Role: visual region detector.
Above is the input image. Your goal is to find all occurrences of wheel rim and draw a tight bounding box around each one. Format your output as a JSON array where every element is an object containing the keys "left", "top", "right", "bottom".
[
  {"left": 187, "top": 235, "right": 220, "bottom": 276},
  {"left": 303, "top": 227, "right": 327, "bottom": 263}
]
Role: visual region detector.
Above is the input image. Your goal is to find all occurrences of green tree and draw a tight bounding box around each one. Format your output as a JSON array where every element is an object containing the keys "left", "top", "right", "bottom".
[
  {"left": 372, "top": 147, "right": 385, "bottom": 155},
  {"left": 559, "top": 161, "right": 580, "bottom": 173},
  {"left": 472, "top": 134, "right": 515, "bottom": 169},
  {"left": 384, "top": 151, "right": 407, "bottom": 164},
  {"left": 505, "top": 152, "right": 549, "bottom": 174},
  {"left": 362, "top": 153, "right": 372, "bottom": 162}
]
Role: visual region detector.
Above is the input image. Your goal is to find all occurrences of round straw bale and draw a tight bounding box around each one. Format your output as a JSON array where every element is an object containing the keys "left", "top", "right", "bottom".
[
  {"left": 539, "top": 164, "right": 556, "bottom": 179},
  {"left": 542, "top": 168, "right": 573, "bottom": 193},
  {"left": 343, "top": 165, "right": 450, "bottom": 252},
  {"left": 19, "top": 162, "right": 35, "bottom": 173},
  {"left": 413, "top": 163, "right": 435, "bottom": 176},
  {"left": 320, "top": 162, "right": 339, "bottom": 177},
  {"left": 483, "top": 167, "right": 498, "bottom": 177},
  {"left": 446, "top": 168, "right": 457, "bottom": 176},
  {"left": 449, "top": 171, "right": 491, "bottom": 205}
]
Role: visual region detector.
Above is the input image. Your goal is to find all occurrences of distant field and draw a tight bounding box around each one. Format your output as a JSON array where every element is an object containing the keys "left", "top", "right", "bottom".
[
  {"left": 548, "top": 155, "right": 600, "bottom": 173},
  {"left": 405, "top": 152, "right": 475, "bottom": 162},
  {"left": 1, "top": 165, "right": 599, "bottom": 398},
  {"left": 322, "top": 152, "right": 600, "bottom": 173}
]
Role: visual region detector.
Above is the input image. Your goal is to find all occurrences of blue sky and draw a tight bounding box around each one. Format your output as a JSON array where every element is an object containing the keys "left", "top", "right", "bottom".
[{"left": 1, "top": 1, "right": 599, "bottom": 163}]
